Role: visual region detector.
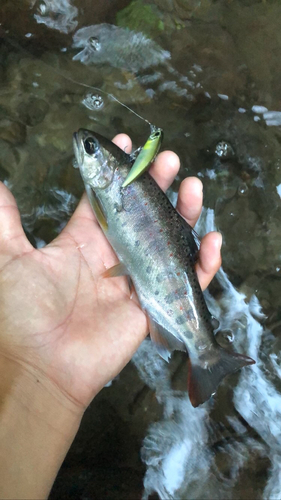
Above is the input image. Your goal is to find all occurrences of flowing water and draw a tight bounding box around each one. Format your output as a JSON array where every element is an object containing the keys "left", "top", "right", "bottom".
[{"left": 1, "top": 0, "right": 281, "bottom": 498}]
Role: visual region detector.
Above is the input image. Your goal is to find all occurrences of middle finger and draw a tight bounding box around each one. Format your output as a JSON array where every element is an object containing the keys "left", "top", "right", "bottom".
[
  {"left": 176, "top": 177, "right": 203, "bottom": 228},
  {"left": 149, "top": 151, "right": 180, "bottom": 192}
]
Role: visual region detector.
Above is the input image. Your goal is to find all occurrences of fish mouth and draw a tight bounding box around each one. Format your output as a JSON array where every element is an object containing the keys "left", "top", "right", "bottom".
[
  {"left": 73, "top": 129, "right": 86, "bottom": 151},
  {"left": 73, "top": 131, "right": 79, "bottom": 147},
  {"left": 73, "top": 129, "right": 88, "bottom": 166}
]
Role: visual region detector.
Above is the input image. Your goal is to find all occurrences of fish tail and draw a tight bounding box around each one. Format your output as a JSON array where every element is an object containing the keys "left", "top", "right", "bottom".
[{"left": 188, "top": 348, "right": 255, "bottom": 408}]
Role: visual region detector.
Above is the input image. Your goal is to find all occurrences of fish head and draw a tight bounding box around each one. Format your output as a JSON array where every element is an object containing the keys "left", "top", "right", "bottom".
[{"left": 73, "top": 128, "right": 119, "bottom": 189}]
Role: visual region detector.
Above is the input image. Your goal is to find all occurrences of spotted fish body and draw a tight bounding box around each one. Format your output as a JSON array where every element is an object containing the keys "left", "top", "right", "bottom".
[{"left": 73, "top": 129, "right": 255, "bottom": 407}]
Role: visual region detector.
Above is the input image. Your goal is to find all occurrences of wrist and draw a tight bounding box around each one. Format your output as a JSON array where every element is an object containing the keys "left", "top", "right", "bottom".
[
  {"left": 0, "top": 355, "right": 82, "bottom": 499},
  {"left": 0, "top": 353, "right": 83, "bottom": 433}
]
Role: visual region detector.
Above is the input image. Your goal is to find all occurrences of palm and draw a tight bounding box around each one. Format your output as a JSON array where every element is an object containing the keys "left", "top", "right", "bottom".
[
  {"left": 0, "top": 199, "right": 145, "bottom": 407},
  {"left": 0, "top": 135, "right": 222, "bottom": 409}
]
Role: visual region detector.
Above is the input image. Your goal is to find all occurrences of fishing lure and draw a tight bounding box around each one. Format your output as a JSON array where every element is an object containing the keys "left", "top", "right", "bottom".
[{"left": 122, "top": 127, "right": 163, "bottom": 188}]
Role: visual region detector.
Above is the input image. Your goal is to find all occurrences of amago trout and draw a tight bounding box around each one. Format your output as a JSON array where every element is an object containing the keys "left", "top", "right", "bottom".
[{"left": 73, "top": 129, "right": 255, "bottom": 407}]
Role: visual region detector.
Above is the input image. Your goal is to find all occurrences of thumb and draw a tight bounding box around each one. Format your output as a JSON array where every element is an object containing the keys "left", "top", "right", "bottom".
[{"left": 0, "top": 182, "right": 33, "bottom": 267}]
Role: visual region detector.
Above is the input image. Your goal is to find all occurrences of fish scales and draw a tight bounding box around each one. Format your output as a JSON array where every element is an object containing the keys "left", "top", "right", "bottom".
[
  {"left": 100, "top": 172, "right": 200, "bottom": 341},
  {"left": 73, "top": 129, "right": 255, "bottom": 407}
]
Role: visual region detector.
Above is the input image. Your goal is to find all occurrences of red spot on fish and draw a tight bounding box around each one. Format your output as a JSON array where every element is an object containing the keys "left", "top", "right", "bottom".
[
  {"left": 177, "top": 272, "right": 180, "bottom": 276},
  {"left": 144, "top": 202, "right": 148, "bottom": 206},
  {"left": 180, "top": 306, "right": 183, "bottom": 311},
  {"left": 184, "top": 291, "right": 187, "bottom": 295},
  {"left": 170, "top": 253, "right": 173, "bottom": 257},
  {"left": 167, "top": 241, "right": 171, "bottom": 245},
  {"left": 154, "top": 220, "right": 158, "bottom": 223},
  {"left": 159, "top": 229, "right": 163, "bottom": 233}
]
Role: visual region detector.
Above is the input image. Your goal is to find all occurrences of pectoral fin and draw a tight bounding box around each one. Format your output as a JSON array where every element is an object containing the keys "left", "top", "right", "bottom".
[
  {"left": 102, "top": 262, "right": 129, "bottom": 278},
  {"left": 85, "top": 184, "right": 108, "bottom": 231},
  {"left": 147, "top": 315, "right": 186, "bottom": 362}
]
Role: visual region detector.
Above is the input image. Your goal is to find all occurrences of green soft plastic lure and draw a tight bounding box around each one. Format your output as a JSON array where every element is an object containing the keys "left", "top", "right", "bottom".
[{"left": 122, "top": 127, "right": 163, "bottom": 188}]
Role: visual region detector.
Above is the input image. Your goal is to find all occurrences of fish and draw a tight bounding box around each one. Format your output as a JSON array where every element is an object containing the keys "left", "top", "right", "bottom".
[
  {"left": 122, "top": 127, "right": 163, "bottom": 188},
  {"left": 73, "top": 128, "right": 255, "bottom": 407}
]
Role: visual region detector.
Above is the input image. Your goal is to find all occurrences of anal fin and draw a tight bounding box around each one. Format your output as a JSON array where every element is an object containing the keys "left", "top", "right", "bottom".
[
  {"left": 147, "top": 315, "right": 186, "bottom": 362},
  {"left": 102, "top": 262, "right": 129, "bottom": 278},
  {"left": 127, "top": 275, "right": 136, "bottom": 298},
  {"left": 85, "top": 184, "right": 108, "bottom": 231}
]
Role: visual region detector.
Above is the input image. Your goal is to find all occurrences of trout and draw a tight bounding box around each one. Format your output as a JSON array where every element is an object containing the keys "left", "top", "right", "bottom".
[{"left": 73, "top": 129, "right": 255, "bottom": 407}]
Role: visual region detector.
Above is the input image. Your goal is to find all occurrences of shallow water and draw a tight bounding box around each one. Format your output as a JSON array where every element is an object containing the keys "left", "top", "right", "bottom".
[{"left": 1, "top": 0, "right": 281, "bottom": 498}]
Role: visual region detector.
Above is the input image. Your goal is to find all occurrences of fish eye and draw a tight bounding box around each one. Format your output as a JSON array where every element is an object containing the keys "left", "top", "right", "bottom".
[{"left": 84, "top": 137, "right": 98, "bottom": 155}]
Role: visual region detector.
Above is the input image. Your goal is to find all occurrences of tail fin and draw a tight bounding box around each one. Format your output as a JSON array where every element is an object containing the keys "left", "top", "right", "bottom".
[{"left": 188, "top": 349, "right": 255, "bottom": 408}]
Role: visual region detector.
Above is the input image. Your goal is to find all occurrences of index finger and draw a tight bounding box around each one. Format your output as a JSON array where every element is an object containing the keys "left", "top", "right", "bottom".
[{"left": 113, "top": 134, "right": 180, "bottom": 192}]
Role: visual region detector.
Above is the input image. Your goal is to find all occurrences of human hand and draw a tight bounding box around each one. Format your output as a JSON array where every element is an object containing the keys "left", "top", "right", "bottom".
[{"left": 0, "top": 134, "right": 222, "bottom": 414}]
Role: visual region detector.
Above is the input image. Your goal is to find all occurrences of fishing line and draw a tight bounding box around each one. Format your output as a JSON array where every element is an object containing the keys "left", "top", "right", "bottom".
[
  {"left": 54, "top": 74, "right": 153, "bottom": 127},
  {"left": 4, "top": 34, "right": 154, "bottom": 129}
]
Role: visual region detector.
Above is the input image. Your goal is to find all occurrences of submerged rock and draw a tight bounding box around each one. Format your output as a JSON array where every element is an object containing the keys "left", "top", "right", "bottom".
[
  {"left": 0, "top": 139, "right": 18, "bottom": 178},
  {"left": 0, "top": 119, "right": 26, "bottom": 145},
  {"left": 17, "top": 97, "right": 49, "bottom": 127}
]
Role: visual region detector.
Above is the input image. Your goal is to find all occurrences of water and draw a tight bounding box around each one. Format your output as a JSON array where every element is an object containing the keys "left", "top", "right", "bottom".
[{"left": 1, "top": 0, "right": 281, "bottom": 498}]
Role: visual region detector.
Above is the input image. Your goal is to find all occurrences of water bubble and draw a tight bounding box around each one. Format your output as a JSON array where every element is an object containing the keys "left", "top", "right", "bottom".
[
  {"left": 82, "top": 93, "right": 104, "bottom": 111},
  {"left": 88, "top": 36, "right": 101, "bottom": 51},
  {"left": 238, "top": 182, "right": 249, "bottom": 197},
  {"left": 38, "top": 3, "right": 46, "bottom": 15},
  {"left": 215, "top": 329, "right": 235, "bottom": 348},
  {"left": 215, "top": 140, "right": 235, "bottom": 160},
  {"left": 218, "top": 93, "right": 229, "bottom": 100}
]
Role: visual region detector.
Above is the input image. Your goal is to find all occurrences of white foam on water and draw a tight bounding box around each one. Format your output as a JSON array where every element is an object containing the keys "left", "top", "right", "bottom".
[
  {"left": 34, "top": 0, "right": 78, "bottom": 33},
  {"left": 162, "top": 440, "right": 190, "bottom": 494},
  {"left": 252, "top": 105, "right": 268, "bottom": 114},
  {"left": 276, "top": 184, "right": 281, "bottom": 198},
  {"left": 72, "top": 24, "right": 170, "bottom": 73},
  {"left": 263, "top": 111, "right": 281, "bottom": 127},
  {"left": 270, "top": 353, "right": 281, "bottom": 379},
  {"left": 135, "top": 207, "right": 281, "bottom": 499},
  {"left": 22, "top": 187, "right": 77, "bottom": 233},
  {"left": 218, "top": 94, "right": 229, "bottom": 100}
]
